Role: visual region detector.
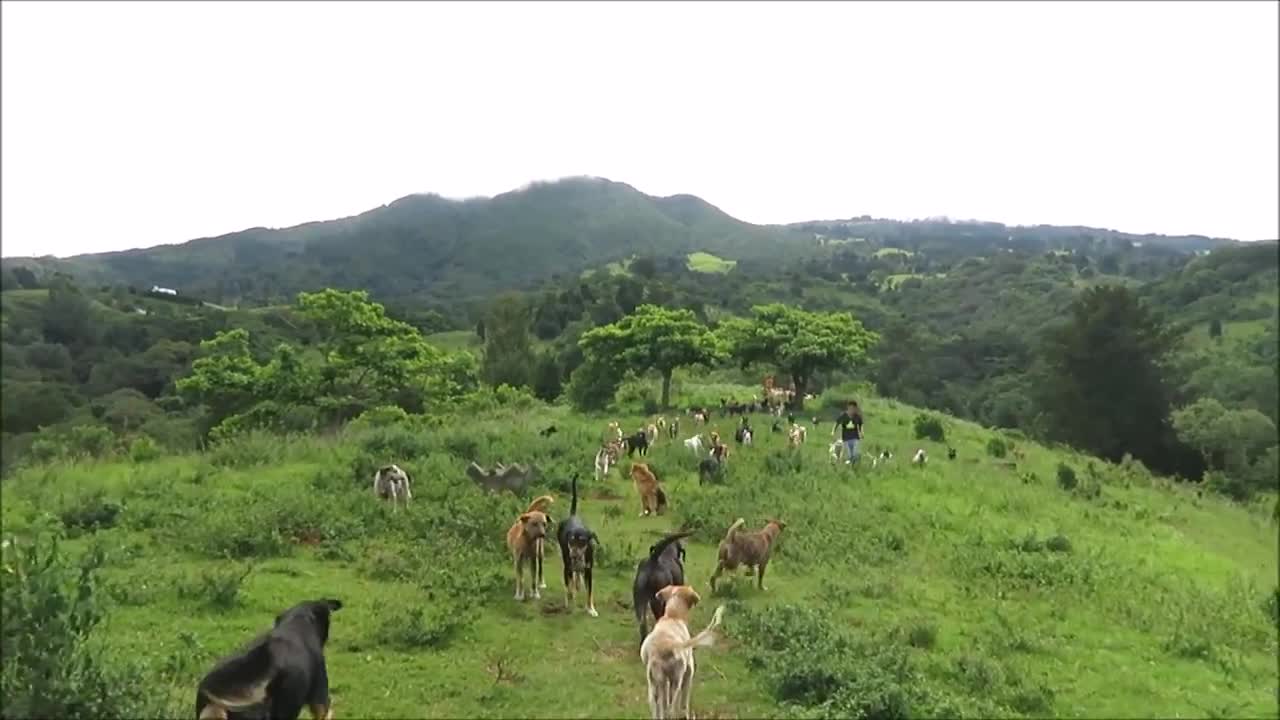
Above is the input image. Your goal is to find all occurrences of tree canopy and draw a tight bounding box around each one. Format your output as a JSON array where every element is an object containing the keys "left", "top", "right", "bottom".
[{"left": 578, "top": 304, "right": 720, "bottom": 408}]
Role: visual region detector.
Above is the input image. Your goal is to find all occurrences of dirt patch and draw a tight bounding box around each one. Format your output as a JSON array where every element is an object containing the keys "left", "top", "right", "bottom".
[
  {"left": 588, "top": 488, "right": 623, "bottom": 501},
  {"left": 539, "top": 603, "right": 568, "bottom": 616}
]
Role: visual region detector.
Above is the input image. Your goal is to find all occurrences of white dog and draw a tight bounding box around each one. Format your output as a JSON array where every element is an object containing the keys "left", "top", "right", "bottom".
[
  {"left": 595, "top": 442, "right": 620, "bottom": 481},
  {"left": 828, "top": 440, "right": 844, "bottom": 464},
  {"left": 640, "top": 585, "right": 725, "bottom": 720},
  {"left": 373, "top": 464, "right": 412, "bottom": 512},
  {"left": 742, "top": 428, "right": 753, "bottom": 446},
  {"left": 872, "top": 450, "right": 894, "bottom": 468},
  {"left": 911, "top": 448, "right": 927, "bottom": 466},
  {"left": 684, "top": 434, "right": 704, "bottom": 454}
]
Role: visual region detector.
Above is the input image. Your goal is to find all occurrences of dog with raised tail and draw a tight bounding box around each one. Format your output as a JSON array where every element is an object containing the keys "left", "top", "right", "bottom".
[
  {"left": 373, "top": 464, "right": 412, "bottom": 512},
  {"left": 711, "top": 518, "right": 786, "bottom": 592},
  {"left": 632, "top": 530, "right": 694, "bottom": 645},
  {"left": 912, "top": 448, "right": 928, "bottom": 466},
  {"left": 557, "top": 473, "right": 598, "bottom": 617},
  {"left": 640, "top": 585, "right": 725, "bottom": 720}
]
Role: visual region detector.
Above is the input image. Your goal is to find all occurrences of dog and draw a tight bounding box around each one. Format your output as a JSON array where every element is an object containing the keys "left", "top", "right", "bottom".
[
  {"left": 524, "top": 495, "right": 555, "bottom": 590},
  {"left": 872, "top": 450, "right": 893, "bottom": 468},
  {"left": 631, "top": 530, "right": 694, "bottom": 645},
  {"left": 828, "top": 440, "right": 844, "bottom": 464},
  {"left": 697, "top": 457, "right": 724, "bottom": 485},
  {"left": 556, "top": 473, "right": 599, "bottom": 617},
  {"left": 506, "top": 504, "right": 551, "bottom": 601},
  {"left": 606, "top": 421, "right": 623, "bottom": 443},
  {"left": 656, "top": 416, "right": 667, "bottom": 431},
  {"left": 466, "top": 462, "right": 538, "bottom": 494},
  {"left": 595, "top": 441, "right": 621, "bottom": 481},
  {"left": 734, "top": 425, "right": 753, "bottom": 445},
  {"left": 626, "top": 430, "right": 651, "bottom": 458},
  {"left": 640, "top": 585, "right": 725, "bottom": 720},
  {"left": 195, "top": 599, "right": 343, "bottom": 720},
  {"left": 709, "top": 442, "right": 729, "bottom": 464},
  {"left": 683, "top": 434, "right": 704, "bottom": 454},
  {"left": 912, "top": 448, "right": 928, "bottom": 465},
  {"left": 787, "top": 424, "right": 806, "bottom": 448},
  {"left": 539, "top": 425, "right": 558, "bottom": 438},
  {"left": 645, "top": 423, "right": 660, "bottom": 446},
  {"left": 947, "top": 446, "right": 957, "bottom": 460},
  {"left": 372, "top": 464, "right": 412, "bottom": 512},
  {"left": 771, "top": 419, "right": 783, "bottom": 434},
  {"left": 710, "top": 518, "right": 787, "bottom": 592},
  {"left": 667, "top": 417, "right": 680, "bottom": 440},
  {"left": 631, "top": 462, "right": 668, "bottom": 516}
]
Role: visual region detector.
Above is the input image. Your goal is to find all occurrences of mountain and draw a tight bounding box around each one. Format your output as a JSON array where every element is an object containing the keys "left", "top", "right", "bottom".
[
  {"left": 2, "top": 177, "right": 812, "bottom": 307},
  {"left": 3, "top": 176, "right": 1251, "bottom": 309}
]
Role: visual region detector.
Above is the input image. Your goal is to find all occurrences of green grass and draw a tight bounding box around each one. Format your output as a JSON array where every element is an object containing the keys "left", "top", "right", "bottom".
[
  {"left": 685, "top": 252, "right": 737, "bottom": 274},
  {"left": 2, "top": 383, "right": 1276, "bottom": 718}
]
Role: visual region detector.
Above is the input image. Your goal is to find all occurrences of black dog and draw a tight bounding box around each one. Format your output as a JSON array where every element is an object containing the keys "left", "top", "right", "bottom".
[
  {"left": 195, "top": 599, "right": 342, "bottom": 720},
  {"left": 698, "top": 457, "right": 724, "bottom": 485},
  {"left": 625, "top": 430, "right": 649, "bottom": 457},
  {"left": 631, "top": 530, "right": 694, "bottom": 645},
  {"left": 556, "top": 473, "right": 599, "bottom": 616},
  {"left": 947, "top": 447, "right": 957, "bottom": 460},
  {"left": 539, "top": 425, "right": 558, "bottom": 438}
]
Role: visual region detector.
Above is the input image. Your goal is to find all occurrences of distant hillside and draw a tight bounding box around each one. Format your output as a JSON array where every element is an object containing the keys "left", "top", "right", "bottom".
[{"left": 2, "top": 178, "right": 812, "bottom": 307}]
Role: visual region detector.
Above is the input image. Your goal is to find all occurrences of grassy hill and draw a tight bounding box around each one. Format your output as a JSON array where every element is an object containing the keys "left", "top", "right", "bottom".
[
  {"left": 3, "top": 381, "right": 1275, "bottom": 718},
  {"left": 1, "top": 178, "right": 814, "bottom": 308}
]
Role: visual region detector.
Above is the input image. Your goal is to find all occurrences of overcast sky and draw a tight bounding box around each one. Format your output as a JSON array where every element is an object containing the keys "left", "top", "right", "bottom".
[{"left": 2, "top": 1, "right": 1277, "bottom": 258}]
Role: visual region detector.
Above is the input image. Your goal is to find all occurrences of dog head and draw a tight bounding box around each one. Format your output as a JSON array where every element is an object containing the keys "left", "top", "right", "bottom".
[
  {"left": 766, "top": 519, "right": 788, "bottom": 534},
  {"left": 274, "top": 598, "right": 343, "bottom": 644},
  {"left": 566, "top": 528, "right": 596, "bottom": 568},
  {"left": 655, "top": 584, "right": 700, "bottom": 613},
  {"left": 518, "top": 511, "right": 549, "bottom": 541}
]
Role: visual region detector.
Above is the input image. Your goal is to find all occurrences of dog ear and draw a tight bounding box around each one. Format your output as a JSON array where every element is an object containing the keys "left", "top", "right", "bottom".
[
  {"left": 518, "top": 512, "right": 532, "bottom": 523},
  {"left": 324, "top": 598, "right": 343, "bottom": 612},
  {"left": 655, "top": 585, "right": 677, "bottom": 604},
  {"left": 679, "top": 586, "right": 700, "bottom": 608}
]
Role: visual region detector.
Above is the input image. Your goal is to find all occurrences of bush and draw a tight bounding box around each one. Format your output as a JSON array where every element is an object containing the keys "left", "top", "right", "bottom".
[
  {"left": 906, "top": 622, "right": 938, "bottom": 650},
  {"left": 986, "top": 437, "right": 1008, "bottom": 458},
  {"left": 127, "top": 435, "right": 162, "bottom": 463},
  {"left": 373, "top": 602, "right": 472, "bottom": 650},
  {"left": 1044, "top": 534, "right": 1073, "bottom": 553},
  {"left": 349, "top": 405, "right": 411, "bottom": 432},
  {"left": 176, "top": 563, "right": 254, "bottom": 611},
  {"left": 0, "top": 531, "right": 168, "bottom": 719},
  {"left": 58, "top": 491, "right": 123, "bottom": 535},
  {"left": 1056, "top": 463, "right": 1078, "bottom": 491},
  {"left": 913, "top": 414, "right": 945, "bottom": 442},
  {"left": 565, "top": 359, "right": 622, "bottom": 412}
]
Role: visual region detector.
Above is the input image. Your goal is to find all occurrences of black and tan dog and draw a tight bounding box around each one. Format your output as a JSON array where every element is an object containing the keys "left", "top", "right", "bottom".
[
  {"left": 710, "top": 518, "right": 787, "bottom": 592},
  {"left": 631, "top": 530, "right": 694, "bottom": 645},
  {"left": 195, "top": 598, "right": 343, "bottom": 720},
  {"left": 556, "top": 472, "right": 599, "bottom": 617}
]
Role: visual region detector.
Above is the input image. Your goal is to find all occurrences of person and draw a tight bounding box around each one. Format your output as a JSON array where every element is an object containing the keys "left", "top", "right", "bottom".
[{"left": 832, "top": 401, "right": 864, "bottom": 465}]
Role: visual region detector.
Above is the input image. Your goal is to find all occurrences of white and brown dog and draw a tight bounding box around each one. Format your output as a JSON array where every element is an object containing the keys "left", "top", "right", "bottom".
[
  {"left": 372, "top": 464, "right": 412, "bottom": 512},
  {"left": 683, "top": 434, "right": 704, "bottom": 454},
  {"left": 595, "top": 440, "right": 621, "bottom": 481},
  {"left": 640, "top": 585, "right": 725, "bottom": 720}
]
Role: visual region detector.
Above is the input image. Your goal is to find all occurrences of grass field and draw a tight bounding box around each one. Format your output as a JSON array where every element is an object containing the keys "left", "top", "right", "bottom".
[
  {"left": 686, "top": 252, "right": 737, "bottom": 274},
  {"left": 2, "top": 382, "right": 1277, "bottom": 719}
]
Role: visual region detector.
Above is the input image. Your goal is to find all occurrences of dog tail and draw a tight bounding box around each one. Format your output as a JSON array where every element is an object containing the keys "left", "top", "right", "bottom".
[
  {"left": 196, "top": 639, "right": 276, "bottom": 717},
  {"left": 570, "top": 472, "right": 580, "bottom": 516},
  {"left": 655, "top": 486, "right": 667, "bottom": 509},
  {"left": 678, "top": 605, "right": 726, "bottom": 651},
  {"left": 648, "top": 530, "right": 695, "bottom": 560},
  {"left": 525, "top": 495, "right": 555, "bottom": 514},
  {"left": 723, "top": 518, "right": 746, "bottom": 545}
]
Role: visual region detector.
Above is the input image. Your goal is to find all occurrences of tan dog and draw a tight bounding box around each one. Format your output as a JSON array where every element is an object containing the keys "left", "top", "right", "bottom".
[
  {"left": 506, "top": 507, "right": 551, "bottom": 601},
  {"left": 787, "top": 423, "right": 807, "bottom": 448},
  {"left": 524, "top": 495, "right": 555, "bottom": 590},
  {"left": 606, "top": 421, "right": 623, "bottom": 443},
  {"left": 710, "top": 518, "right": 787, "bottom": 592},
  {"left": 639, "top": 585, "right": 725, "bottom": 720},
  {"left": 630, "top": 462, "right": 669, "bottom": 517}
]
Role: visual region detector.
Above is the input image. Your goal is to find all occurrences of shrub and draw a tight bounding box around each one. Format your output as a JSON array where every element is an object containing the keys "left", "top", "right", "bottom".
[
  {"left": 913, "top": 413, "right": 945, "bottom": 442},
  {"left": 986, "top": 437, "right": 1008, "bottom": 458},
  {"left": 373, "top": 603, "right": 472, "bottom": 650},
  {"left": 0, "top": 531, "right": 166, "bottom": 719},
  {"left": 127, "top": 435, "right": 162, "bottom": 463},
  {"left": 176, "top": 563, "right": 254, "bottom": 611},
  {"left": 1044, "top": 534, "right": 1073, "bottom": 553},
  {"left": 349, "top": 405, "right": 411, "bottom": 432},
  {"left": 207, "top": 429, "right": 280, "bottom": 469},
  {"left": 1056, "top": 463, "right": 1078, "bottom": 491},
  {"left": 59, "top": 491, "right": 123, "bottom": 535},
  {"left": 906, "top": 622, "right": 938, "bottom": 650}
]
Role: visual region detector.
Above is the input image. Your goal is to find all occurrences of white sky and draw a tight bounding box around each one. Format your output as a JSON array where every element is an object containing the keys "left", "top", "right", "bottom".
[{"left": 2, "top": 1, "right": 1277, "bottom": 258}]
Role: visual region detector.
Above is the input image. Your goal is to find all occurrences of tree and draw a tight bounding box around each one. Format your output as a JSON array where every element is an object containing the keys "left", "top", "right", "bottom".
[
  {"left": 718, "top": 304, "right": 879, "bottom": 409},
  {"left": 174, "top": 328, "right": 264, "bottom": 428},
  {"left": 578, "top": 305, "right": 720, "bottom": 408},
  {"left": 1171, "top": 397, "right": 1276, "bottom": 475},
  {"left": 1208, "top": 317, "right": 1223, "bottom": 340},
  {"left": 41, "top": 281, "right": 95, "bottom": 349},
  {"left": 480, "top": 293, "right": 534, "bottom": 389},
  {"left": 1034, "top": 286, "right": 1182, "bottom": 470},
  {"left": 531, "top": 351, "right": 563, "bottom": 402}
]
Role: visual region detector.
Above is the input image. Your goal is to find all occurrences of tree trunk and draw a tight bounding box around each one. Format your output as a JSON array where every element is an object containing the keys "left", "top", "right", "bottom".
[
  {"left": 791, "top": 373, "right": 808, "bottom": 411},
  {"left": 661, "top": 370, "right": 673, "bottom": 409}
]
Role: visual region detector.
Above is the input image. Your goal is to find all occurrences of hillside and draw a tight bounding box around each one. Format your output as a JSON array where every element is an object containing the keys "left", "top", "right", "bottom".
[
  {"left": 1, "top": 178, "right": 813, "bottom": 307},
  {"left": 2, "top": 381, "right": 1275, "bottom": 718}
]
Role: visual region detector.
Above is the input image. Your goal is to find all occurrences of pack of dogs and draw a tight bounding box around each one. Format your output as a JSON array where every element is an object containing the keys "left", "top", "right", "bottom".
[{"left": 206, "top": 409, "right": 965, "bottom": 719}]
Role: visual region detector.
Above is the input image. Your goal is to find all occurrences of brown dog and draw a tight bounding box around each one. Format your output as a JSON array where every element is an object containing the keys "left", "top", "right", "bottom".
[
  {"left": 524, "top": 495, "right": 555, "bottom": 590},
  {"left": 630, "top": 462, "right": 668, "bottom": 517},
  {"left": 506, "top": 507, "right": 551, "bottom": 601},
  {"left": 710, "top": 518, "right": 787, "bottom": 592}
]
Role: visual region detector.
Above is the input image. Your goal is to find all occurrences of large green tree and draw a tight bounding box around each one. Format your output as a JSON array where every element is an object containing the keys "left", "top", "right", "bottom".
[
  {"left": 1034, "top": 285, "right": 1182, "bottom": 468},
  {"left": 480, "top": 293, "right": 534, "bottom": 390},
  {"left": 718, "top": 304, "right": 878, "bottom": 409},
  {"left": 578, "top": 304, "right": 720, "bottom": 408}
]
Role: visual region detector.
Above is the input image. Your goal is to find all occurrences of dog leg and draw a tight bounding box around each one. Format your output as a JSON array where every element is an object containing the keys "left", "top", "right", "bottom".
[
  {"left": 647, "top": 667, "right": 665, "bottom": 720},
  {"left": 531, "top": 555, "right": 541, "bottom": 600},
  {"left": 585, "top": 564, "right": 598, "bottom": 617},
  {"left": 678, "top": 662, "right": 695, "bottom": 720},
  {"left": 757, "top": 560, "right": 770, "bottom": 591},
  {"left": 537, "top": 542, "right": 547, "bottom": 591},
  {"left": 308, "top": 704, "right": 333, "bottom": 720},
  {"left": 709, "top": 563, "right": 723, "bottom": 592},
  {"left": 513, "top": 557, "right": 525, "bottom": 601}
]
